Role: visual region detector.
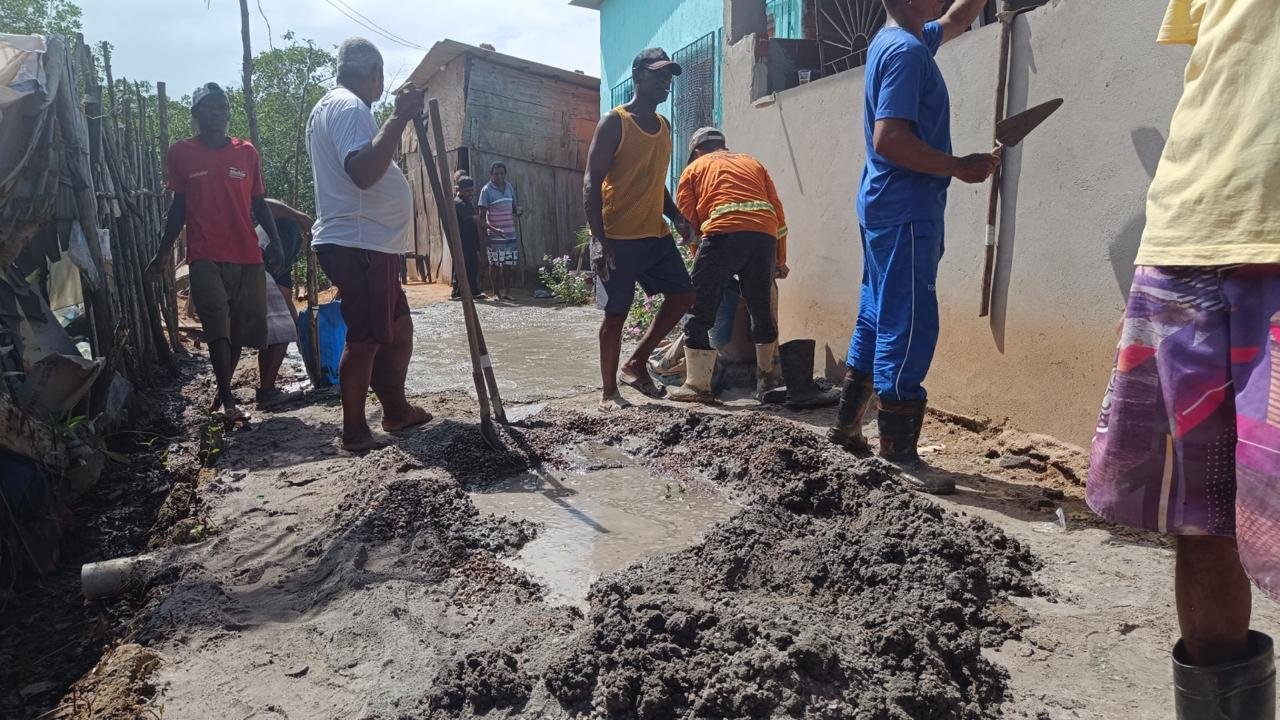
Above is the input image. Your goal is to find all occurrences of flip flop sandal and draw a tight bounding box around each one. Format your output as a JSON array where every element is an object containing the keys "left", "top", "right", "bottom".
[
  {"left": 216, "top": 407, "right": 252, "bottom": 425},
  {"left": 619, "top": 371, "right": 666, "bottom": 399}
]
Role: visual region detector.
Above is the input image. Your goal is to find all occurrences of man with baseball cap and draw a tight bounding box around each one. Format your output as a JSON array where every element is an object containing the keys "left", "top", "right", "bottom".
[
  {"left": 669, "top": 127, "right": 789, "bottom": 404},
  {"left": 583, "top": 47, "right": 695, "bottom": 410},
  {"left": 146, "top": 81, "right": 286, "bottom": 423}
]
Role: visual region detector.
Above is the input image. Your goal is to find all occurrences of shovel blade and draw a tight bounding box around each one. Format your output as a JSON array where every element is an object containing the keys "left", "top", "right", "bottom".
[
  {"left": 479, "top": 415, "right": 504, "bottom": 452},
  {"left": 996, "top": 98, "right": 1063, "bottom": 148}
]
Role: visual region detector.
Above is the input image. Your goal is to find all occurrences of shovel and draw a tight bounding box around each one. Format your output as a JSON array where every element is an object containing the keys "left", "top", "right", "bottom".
[
  {"left": 412, "top": 108, "right": 505, "bottom": 451},
  {"left": 979, "top": 97, "right": 1064, "bottom": 317}
]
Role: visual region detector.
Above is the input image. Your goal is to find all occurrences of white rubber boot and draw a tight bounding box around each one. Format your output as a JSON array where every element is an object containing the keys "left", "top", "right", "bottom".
[
  {"left": 669, "top": 348, "right": 718, "bottom": 403},
  {"left": 754, "top": 342, "right": 782, "bottom": 402}
]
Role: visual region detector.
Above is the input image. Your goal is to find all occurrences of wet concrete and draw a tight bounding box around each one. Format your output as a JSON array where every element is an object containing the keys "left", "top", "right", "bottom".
[
  {"left": 406, "top": 300, "right": 613, "bottom": 403},
  {"left": 472, "top": 441, "right": 739, "bottom": 608}
]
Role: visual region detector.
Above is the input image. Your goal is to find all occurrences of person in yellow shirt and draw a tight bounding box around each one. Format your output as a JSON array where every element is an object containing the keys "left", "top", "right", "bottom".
[
  {"left": 1087, "top": 1, "right": 1278, "bottom": 715},
  {"left": 583, "top": 48, "right": 695, "bottom": 411},
  {"left": 669, "top": 127, "right": 788, "bottom": 403}
]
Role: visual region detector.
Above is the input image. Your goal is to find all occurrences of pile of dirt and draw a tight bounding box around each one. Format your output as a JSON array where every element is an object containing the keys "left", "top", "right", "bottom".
[
  {"left": 66, "top": 643, "right": 162, "bottom": 720},
  {"left": 518, "top": 409, "right": 1041, "bottom": 719},
  {"left": 321, "top": 447, "right": 538, "bottom": 554},
  {"left": 310, "top": 407, "right": 1039, "bottom": 718},
  {"left": 428, "top": 649, "right": 535, "bottom": 715}
]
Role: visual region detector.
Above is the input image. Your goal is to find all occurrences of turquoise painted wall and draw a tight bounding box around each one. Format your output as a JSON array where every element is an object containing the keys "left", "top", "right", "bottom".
[
  {"left": 597, "top": 0, "right": 725, "bottom": 116},
  {"left": 593, "top": 0, "right": 804, "bottom": 184},
  {"left": 596, "top": 0, "right": 806, "bottom": 115}
]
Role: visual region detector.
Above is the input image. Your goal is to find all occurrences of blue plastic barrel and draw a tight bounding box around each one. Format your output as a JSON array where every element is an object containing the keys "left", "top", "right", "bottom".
[{"left": 296, "top": 301, "right": 346, "bottom": 388}]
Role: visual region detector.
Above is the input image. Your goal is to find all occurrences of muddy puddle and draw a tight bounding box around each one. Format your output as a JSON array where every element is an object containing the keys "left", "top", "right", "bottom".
[
  {"left": 405, "top": 301, "right": 626, "bottom": 402},
  {"left": 472, "top": 441, "right": 739, "bottom": 608}
]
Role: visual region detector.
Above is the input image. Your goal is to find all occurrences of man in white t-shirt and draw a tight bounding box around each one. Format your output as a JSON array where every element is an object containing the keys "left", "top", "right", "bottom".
[{"left": 307, "top": 37, "right": 431, "bottom": 452}]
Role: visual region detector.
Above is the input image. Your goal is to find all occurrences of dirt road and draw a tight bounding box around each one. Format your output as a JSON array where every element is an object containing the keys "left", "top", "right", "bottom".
[{"left": 34, "top": 293, "right": 1280, "bottom": 719}]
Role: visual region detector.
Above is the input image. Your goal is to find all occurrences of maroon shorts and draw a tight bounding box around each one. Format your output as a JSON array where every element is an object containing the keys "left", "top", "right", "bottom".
[{"left": 316, "top": 245, "right": 409, "bottom": 345}]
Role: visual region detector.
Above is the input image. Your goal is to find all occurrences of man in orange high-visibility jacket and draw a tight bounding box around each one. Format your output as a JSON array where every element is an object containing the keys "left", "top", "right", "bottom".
[{"left": 670, "top": 127, "right": 788, "bottom": 403}]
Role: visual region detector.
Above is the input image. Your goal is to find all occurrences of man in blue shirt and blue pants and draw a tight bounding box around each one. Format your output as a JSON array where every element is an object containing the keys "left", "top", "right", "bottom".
[{"left": 828, "top": 0, "right": 999, "bottom": 494}]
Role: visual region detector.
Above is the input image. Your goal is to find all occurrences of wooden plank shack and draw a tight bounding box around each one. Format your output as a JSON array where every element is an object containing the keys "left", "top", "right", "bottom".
[{"left": 403, "top": 40, "right": 599, "bottom": 285}]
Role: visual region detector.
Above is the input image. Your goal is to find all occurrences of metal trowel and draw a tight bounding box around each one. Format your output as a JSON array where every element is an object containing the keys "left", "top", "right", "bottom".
[{"left": 995, "top": 98, "right": 1064, "bottom": 148}]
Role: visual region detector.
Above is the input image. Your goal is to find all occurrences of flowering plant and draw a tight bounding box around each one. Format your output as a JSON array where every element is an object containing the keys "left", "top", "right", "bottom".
[{"left": 537, "top": 254, "right": 593, "bottom": 305}]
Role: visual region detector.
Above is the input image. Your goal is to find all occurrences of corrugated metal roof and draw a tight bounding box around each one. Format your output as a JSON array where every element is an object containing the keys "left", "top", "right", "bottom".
[{"left": 407, "top": 39, "right": 600, "bottom": 90}]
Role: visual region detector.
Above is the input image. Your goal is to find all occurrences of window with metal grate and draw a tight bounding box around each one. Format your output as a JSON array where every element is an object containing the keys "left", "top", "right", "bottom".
[
  {"left": 668, "top": 30, "right": 721, "bottom": 186},
  {"left": 609, "top": 77, "right": 634, "bottom": 110},
  {"left": 814, "top": 0, "right": 888, "bottom": 75}
]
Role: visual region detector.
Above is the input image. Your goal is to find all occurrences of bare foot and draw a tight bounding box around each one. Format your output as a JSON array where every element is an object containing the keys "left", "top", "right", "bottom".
[
  {"left": 341, "top": 432, "right": 392, "bottom": 453},
  {"left": 599, "top": 391, "right": 632, "bottom": 411},
  {"left": 382, "top": 405, "right": 433, "bottom": 433}
]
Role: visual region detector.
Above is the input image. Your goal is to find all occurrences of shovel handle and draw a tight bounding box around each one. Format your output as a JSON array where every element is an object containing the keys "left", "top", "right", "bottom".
[
  {"left": 979, "top": 228, "right": 995, "bottom": 318},
  {"left": 413, "top": 113, "right": 499, "bottom": 433}
]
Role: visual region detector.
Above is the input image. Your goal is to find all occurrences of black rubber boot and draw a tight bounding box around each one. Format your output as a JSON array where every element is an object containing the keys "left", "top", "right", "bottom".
[
  {"left": 777, "top": 339, "right": 839, "bottom": 410},
  {"left": 1174, "top": 631, "right": 1275, "bottom": 720},
  {"left": 827, "top": 367, "right": 874, "bottom": 453},
  {"left": 877, "top": 399, "right": 926, "bottom": 469}
]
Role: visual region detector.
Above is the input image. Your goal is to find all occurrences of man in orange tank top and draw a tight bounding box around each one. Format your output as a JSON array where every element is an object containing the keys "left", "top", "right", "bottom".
[{"left": 583, "top": 48, "right": 696, "bottom": 410}]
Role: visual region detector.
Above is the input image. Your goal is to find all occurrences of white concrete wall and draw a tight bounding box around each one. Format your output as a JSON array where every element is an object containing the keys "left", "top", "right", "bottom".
[{"left": 723, "top": 0, "right": 1189, "bottom": 446}]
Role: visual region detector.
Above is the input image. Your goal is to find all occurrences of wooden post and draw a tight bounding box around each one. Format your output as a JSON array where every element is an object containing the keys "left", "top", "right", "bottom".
[
  {"left": 156, "top": 81, "right": 181, "bottom": 353},
  {"left": 57, "top": 37, "right": 116, "bottom": 360},
  {"left": 112, "top": 95, "right": 157, "bottom": 379},
  {"left": 101, "top": 42, "right": 115, "bottom": 118},
  {"left": 239, "top": 0, "right": 261, "bottom": 148},
  {"left": 157, "top": 83, "right": 171, "bottom": 183},
  {"left": 137, "top": 83, "right": 180, "bottom": 360}
]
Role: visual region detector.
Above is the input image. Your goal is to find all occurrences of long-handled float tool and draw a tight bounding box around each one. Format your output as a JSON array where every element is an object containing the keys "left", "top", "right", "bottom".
[
  {"left": 412, "top": 107, "right": 505, "bottom": 450},
  {"left": 979, "top": 1, "right": 1063, "bottom": 317}
]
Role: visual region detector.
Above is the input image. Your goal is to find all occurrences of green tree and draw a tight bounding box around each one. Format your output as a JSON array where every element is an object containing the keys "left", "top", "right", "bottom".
[
  {"left": 0, "top": 0, "right": 82, "bottom": 36},
  {"left": 240, "top": 34, "right": 336, "bottom": 212},
  {"left": 141, "top": 34, "right": 335, "bottom": 216}
]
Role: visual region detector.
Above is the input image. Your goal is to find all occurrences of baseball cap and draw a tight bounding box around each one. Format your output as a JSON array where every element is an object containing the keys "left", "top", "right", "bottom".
[
  {"left": 632, "top": 48, "right": 683, "bottom": 76},
  {"left": 192, "top": 82, "right": 226, "bottom": 110},
  {"left": 687, "top": 126, "right": 726, "bottom": 162}
]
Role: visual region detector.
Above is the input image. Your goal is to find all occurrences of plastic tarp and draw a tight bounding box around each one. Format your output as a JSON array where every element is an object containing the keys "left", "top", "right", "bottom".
[
  {"left": 0, "top": 34, "right": 46, "bottom": 123},
  {"left": 297, "top": 302, "right": 345, "bottom": 389}
]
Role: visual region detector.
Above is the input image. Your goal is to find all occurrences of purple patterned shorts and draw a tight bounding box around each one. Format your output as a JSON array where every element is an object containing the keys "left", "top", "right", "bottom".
[{"left": 1089, "top": 265, "right": 1280, "bottom": 601}]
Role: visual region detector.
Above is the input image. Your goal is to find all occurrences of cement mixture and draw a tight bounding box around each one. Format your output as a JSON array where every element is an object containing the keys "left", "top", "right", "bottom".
[{"left": 105, "top": 399, "right": 1040, "bottom": 720}]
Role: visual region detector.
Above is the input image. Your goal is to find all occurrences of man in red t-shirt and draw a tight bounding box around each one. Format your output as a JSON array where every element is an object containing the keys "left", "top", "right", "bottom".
[{"left": 146, "top": 82, "right": 285, "bottom": 421}]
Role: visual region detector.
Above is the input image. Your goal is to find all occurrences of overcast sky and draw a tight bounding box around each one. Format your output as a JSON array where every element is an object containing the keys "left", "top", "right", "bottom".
[{"left": 79, "top": 0, "right": 601, "bottom": 97}]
